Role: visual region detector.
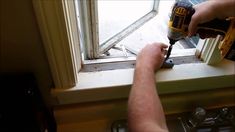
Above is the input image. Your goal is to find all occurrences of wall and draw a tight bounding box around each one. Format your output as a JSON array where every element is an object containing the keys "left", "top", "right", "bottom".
[
  {"left": 54, "top": 87, "right": 235, "bottom": 132},
  {"left": 0, "top": 0, "right": 53, "bottom": 105}
]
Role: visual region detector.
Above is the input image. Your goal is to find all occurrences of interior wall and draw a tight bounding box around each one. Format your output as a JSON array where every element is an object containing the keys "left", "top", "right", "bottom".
[
  {"left": 0, "top": 0, "right": 53, "bottom": 105},
  {"left": 54, "top": 87, "right": 235, "bottom": 132}
]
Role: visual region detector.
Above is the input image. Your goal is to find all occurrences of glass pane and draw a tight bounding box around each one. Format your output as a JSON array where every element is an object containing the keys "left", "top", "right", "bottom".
[{"left": 98, "top": 0, "right": 154, "bottom": 44}]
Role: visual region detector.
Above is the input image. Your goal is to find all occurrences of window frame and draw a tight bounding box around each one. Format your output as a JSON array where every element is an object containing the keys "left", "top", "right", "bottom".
[
  {"left": 52, "top": 60, "right": 235, "bottom": 104},
  {"left": 33, "top": 0, "right": 81, "bottom": 88},
  {"left": 33, "top": 0, "right": 235, "bottom": 105}
]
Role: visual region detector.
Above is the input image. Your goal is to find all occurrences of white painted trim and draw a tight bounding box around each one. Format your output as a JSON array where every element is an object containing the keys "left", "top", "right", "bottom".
[
  {"left": 205, "top": 36, "right": 223, "bottom": 64},
  {"left": 153, "top": 0, "right": 160, "bottom": 11},
  {"left": 52, "top": 59, "right": 235, "bottom": 105},
  {"left": 200, "top": 36, "right": 224, "bottom": 64},
  {"left": 82, "top": 48, "right": 196, "bottom": 65},
  {"left": 77, "top": 0, "right": 99, "bottom": 59},
  {"left": 33, "top": 0, "right": 81, "bottom": 89},
  {"left": 195, "top": 39, "right": 206, "bottom": 58},
  {"left": 201, "top": 39, "right": 213, "bottom": 61}
]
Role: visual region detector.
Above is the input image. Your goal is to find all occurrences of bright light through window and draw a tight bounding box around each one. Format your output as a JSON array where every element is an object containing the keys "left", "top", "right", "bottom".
[
  {"left": 76, "top": 0, "right": 203, "bottom": 59},
  {"left": 98, "top": 0, "right": 154, "bottom": 44}
]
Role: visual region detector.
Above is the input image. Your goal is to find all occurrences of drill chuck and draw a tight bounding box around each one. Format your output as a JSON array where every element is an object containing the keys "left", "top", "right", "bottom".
[{"left": 168, "top": 38, "right": 177, "bottom": 45}]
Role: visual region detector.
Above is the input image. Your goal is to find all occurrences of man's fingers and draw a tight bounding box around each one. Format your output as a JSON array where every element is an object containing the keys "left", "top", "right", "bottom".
[
  {"left": 163, "top": 49, "right": 168, "bottom": 55},
  {"left": 154, "top": 42, "right": 168, "bottom": 48},
  {"left": 188, "top": 15, "right": 199, "bottom": 37},
  {"left": 152, "top": 42, "right": 167, "bottom": 46},
  {"left": 160, "top": 43, "right": 168, "bottom": 48}
]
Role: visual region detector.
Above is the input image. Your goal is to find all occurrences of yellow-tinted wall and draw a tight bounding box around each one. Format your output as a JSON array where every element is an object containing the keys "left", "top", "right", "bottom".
[
  {"left": 54, "top": 87, "right": 235, "bottom": 132},
  {"left": 0, "top": 0, "right": 53, "bottom": 105}
]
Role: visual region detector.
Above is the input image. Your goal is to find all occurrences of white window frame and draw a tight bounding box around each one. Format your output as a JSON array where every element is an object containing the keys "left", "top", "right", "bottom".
[
  {"left": 33, "top": 0, "right": 235, "bottom": 105},
  {"left": 33, "top": 0, "right": 82, "bottom": 88}
]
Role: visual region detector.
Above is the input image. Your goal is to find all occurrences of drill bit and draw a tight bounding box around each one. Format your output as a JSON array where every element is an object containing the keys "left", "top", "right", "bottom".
[
  {"left": 165, "top": 39, "right": 176, "bottom": 60},
  {"left": 165, "top": 44, "right": 173, "bottom": 60},
  {"left": 161, "top": 44, "right": 174, "bottom": 68}
]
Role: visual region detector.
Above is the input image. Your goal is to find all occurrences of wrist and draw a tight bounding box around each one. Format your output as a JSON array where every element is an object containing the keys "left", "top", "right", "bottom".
[
  {"left": 136, "top": 61, "right": 156, "bottom": 73},
  {"left": 134, "top": 65, "right": 156, "bottom": 83}
]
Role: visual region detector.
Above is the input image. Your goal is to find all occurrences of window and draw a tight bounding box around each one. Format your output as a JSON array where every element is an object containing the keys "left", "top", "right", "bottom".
[
  {"left": 98, "top": 1, "right": 155, "bottom": 45},
  {"left": 33, "top": 0, "right": 235, "bottom": 104},
  {"left": 77, "top": 0, "right": 200, "bottom": 59},
  {"left": 76, "top": 0, "right": 208, "bottom": 71},
  {"left": 76, "top": 0, "right": 217, "bottom": 71},
  {"left": 76, "top": 0, "right": 159, "bottom": 59}
]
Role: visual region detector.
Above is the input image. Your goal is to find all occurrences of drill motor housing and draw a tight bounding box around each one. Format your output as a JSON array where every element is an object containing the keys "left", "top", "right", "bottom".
[
  {"left": 168, "top": 1, "right": 231, "bottom": 45},
  {"left": 163, "top": 1, "right": 234, "bottom": 68},
  {"left": 168, "top": 1, "right": 195, "bottom": 44}
]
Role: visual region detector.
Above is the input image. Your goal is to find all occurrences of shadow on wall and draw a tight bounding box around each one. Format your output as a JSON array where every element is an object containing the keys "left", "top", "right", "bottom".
[
  {"left": 0, "top": 0, "right": 54, "bottom": 106},
  {"left": 0, "top": 73, "right": 57, "bottom": 132}
]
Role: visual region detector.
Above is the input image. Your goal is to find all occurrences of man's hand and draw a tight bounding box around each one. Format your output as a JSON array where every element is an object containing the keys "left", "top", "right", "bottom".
[
  {"left": 136, "top": 42, "right": 168, "bottom": 72},
  {"left": 188, "top": 0, "right": 235, "bottom": 37},
  {"left": 188, "top": 1, "right": 219, "bottom": 37}
]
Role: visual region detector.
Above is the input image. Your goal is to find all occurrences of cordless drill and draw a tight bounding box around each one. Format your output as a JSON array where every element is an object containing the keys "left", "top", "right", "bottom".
[{"left": 164, "top": 1, "right": 234, "bottom": 67}]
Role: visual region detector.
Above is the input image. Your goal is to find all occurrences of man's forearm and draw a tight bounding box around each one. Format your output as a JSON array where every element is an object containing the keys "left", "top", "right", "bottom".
[{"left": 128, "top": 66, "right": 168, "bottom": 132}]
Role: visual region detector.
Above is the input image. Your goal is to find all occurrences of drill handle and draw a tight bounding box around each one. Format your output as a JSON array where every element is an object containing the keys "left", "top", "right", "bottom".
[{"left": 197, "top": 18, "right": 231, "bottom": 37}]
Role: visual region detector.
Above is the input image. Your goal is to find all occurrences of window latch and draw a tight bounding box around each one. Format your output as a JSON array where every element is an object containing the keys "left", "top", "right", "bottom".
[{"left": 121, "top": 44, "right": 128, "bottom": 57}]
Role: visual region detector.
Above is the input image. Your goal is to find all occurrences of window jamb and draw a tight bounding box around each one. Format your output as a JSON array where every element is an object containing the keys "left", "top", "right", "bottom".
[
  {"left": 195, "top": 35, "right": 227, "bottom": 65},
  {"left": 153, "top": 0, "right": 160, "bottom": 11},
  {"left": 195, "top": 38, "right": 206, "bottom": 58},
  {"left": 77, "top": 0, "right": 99, "bottom": 59},
  {"left": 33, "top": 0, "right": 81, "bottom": 89},
  {"left": 200, "top": 36, "right": 223, "bottom": 64}
]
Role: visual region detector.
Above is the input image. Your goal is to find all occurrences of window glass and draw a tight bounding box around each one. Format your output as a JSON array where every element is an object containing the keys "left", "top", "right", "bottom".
[
  {"left": 76, "top": 0, "right": 207, "bottom": 59},
  {"left": 114, "top": 0, "right": 200, "bottom": 55},
  {"left": 98, "top": 0, "right": 154, "bottom": 44}
]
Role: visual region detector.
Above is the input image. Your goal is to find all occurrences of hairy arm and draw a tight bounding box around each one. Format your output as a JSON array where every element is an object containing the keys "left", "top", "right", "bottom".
[{"left": 128, "top": 43, "right": 168, "bottom": 132}]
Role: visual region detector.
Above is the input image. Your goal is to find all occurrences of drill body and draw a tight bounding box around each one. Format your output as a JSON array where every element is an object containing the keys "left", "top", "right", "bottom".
[
  {"left": 166, "top": 1, "right": 232, "bottom": 60},
  {"left": 168, "top": 1, "right": 195, "bottom": 45}
]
